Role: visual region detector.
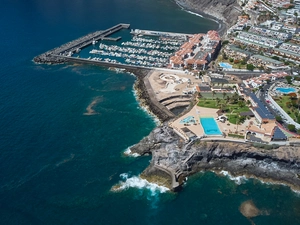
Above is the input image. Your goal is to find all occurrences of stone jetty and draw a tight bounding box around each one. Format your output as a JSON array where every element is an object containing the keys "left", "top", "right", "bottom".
[{"left": 33, "top": 23, "right": 130, "bottom": 64}]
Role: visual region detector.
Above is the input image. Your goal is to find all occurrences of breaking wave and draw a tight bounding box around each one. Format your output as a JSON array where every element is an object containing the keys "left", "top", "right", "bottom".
[
  {"left": 220, "top": 170, "right": 248, "bottom": 185},
  {"left": 111, "top": 173, "right": 169, "bottom": 194},
  {"left": 123, "top": 147, "right": 140, "bottom": 157},
  {"left": 132, "top": 87, "right": 160, "bottom": 125},
  {"left": 186, "top": 10, "right": 203, "bottom": 18}
]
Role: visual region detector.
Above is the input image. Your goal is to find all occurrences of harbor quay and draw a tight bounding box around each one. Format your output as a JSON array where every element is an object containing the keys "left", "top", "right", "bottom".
[
  {"left": 33, "top": 23, "right": 130, "bottom": 64},
  {"left": 33, "top": 23, "right": 221, "bottom": 72}
]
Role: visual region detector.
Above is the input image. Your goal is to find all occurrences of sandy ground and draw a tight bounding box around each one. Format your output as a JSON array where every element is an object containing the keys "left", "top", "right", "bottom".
[{"left": 148, "top": 70, "right": 202, "bottom": 101}]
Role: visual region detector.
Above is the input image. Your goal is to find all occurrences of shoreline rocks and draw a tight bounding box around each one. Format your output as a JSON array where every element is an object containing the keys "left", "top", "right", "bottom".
[
  {"left": 175, "top": 0, "right": 241, "bottom": 36},
  {"left": 130, "top": 125, "right": 300, "bottom": 191}
]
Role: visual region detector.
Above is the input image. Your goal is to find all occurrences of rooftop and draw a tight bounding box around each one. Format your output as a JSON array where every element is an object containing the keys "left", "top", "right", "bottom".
[
  {"left": 251, "top": 54, "right": 284, "bottom": 65},
  {"left": 249, "top": 92, "right": 275, "bottom": 120}
]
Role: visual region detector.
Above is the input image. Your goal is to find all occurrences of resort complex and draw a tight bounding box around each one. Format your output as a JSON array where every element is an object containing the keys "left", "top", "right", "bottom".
[
  {"left": 34, "top": 0, "right": 300, "bottom": 150},
  {"left": 34, "top": 18, "right": 300, "bottom": 148}
]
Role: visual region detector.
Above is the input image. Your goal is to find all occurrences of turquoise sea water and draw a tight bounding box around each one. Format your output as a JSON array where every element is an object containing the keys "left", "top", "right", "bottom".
[{"left": 1, "top": 0, "right": 300, "bottom": 224}]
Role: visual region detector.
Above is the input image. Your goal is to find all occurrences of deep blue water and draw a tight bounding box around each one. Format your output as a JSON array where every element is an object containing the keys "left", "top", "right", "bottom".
[{"left": 1, "top": 0, "right": 300, "bottom": 224}]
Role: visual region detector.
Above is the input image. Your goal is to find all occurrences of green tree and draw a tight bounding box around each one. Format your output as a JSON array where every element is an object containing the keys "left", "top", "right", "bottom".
[
  {"left": 222, "top": 92, "right": 227, "bottom": 99},
  {"left": 222, "top": 40, "right": 229, "bottom": 45},
  {"left": 275, "top": 115, "right": 283, "bottom": 123},
  {"left": 216, "top": 97, "right": 221, "bottom": 107},
  {"left": 219, "top": 103, "right": 226, "bottom": 112},
  {"left": 287, "top": 124, "right": 296, "bottom": 132},
  {"left": 246, "top": 64, "right": 255, "bottom": 71},
  {"left": 238, "top": 100, "right": 245, "bottom": 108},
  {"left": 230, "top": 92, "right": 239, "bottom": 104},
  {"left": 236, "top": 115, "right": 242, "bottom": 133},
  {"left": 226, "top": 95, "right": 230, "bottom": 104},
  {"left": 286, "top": 76, "right": 292, "bottom": 84},
  {"left": 212, "top": 90, "right": 216, "bottom": 98}
]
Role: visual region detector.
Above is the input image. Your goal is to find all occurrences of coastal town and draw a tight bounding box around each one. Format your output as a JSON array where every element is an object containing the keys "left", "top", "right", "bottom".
[{"left": 33, "top": 0, "right": 300, "bottom": 191}]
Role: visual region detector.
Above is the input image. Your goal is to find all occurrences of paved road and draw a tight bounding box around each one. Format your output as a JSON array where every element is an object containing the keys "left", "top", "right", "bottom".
[{"left": 258, "top": 82, "right": 296, "bottom": 129}]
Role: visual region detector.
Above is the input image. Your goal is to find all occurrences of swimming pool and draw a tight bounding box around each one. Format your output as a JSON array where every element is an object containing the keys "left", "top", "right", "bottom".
[
  {"left": 180, "top": 116, "right": 195, "bottom": 124},
  {"left": 276, "top": 87, "right": 297, "bottom": 94},
  {"left": 200, "top": 117, "right": 222, "bottom": 135},
  {"left": 219, "top": 62, "right": 232, "bottom": 69}
]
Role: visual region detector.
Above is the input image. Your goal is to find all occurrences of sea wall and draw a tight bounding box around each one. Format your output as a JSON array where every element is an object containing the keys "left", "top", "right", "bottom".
[
  {"left": 175, "top": 0, "right": 241, "bottom": 35},
  {"left": 133, "top": 70, "right": 175, "bottom": 122}
]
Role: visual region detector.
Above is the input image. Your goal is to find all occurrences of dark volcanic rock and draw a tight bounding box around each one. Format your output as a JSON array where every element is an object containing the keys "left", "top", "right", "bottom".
[
  {"left": 175, "top": 0, "right": 241, "bottom": 36},
  {"left": 130, "top": 125, "right": 300, "bottom": 191}
]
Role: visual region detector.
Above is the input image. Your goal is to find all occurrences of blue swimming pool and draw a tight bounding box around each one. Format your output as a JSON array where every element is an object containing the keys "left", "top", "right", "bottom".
[
  {"left": 276, "top": 87, "right": 297, "bottom": 94},
  {"left": 200, "top": 117, "right": 222, "bottom": 135},
  {"left": 219, "top": 62, "right": 232, "bottom": 69},
  {"left": 180, "top": 116, "right": 195, "bottom": 124}
]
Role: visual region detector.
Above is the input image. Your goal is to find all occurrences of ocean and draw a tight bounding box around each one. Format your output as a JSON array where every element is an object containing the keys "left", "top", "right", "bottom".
[{"left": 1, "top": 0, "right": 300, "bottom": 224}]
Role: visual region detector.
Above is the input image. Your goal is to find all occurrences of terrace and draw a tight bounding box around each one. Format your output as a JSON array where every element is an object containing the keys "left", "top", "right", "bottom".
[{"left": 236, "top": 31, "right": 283, "bottom": 48}]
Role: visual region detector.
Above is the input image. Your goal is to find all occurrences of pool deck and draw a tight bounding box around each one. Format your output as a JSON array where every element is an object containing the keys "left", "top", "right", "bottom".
[{"left": 169, "top": 105, "right": 252, "bottom": 142}]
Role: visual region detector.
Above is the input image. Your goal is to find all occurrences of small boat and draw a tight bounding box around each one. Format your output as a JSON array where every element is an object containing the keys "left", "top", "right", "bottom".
[{"left": 92, "top": 39, "right": 98, "bottom": 45}]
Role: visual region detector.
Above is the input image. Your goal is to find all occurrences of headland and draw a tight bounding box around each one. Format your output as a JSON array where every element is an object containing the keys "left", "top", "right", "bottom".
[{"left": 34, "top": 0, "right": 300, "bottom": 192}]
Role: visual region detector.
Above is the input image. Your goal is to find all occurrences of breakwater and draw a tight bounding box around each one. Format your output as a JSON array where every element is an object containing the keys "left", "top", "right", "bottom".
[{"left": 33, "top": 23, "right": 130, "bottom": 64}]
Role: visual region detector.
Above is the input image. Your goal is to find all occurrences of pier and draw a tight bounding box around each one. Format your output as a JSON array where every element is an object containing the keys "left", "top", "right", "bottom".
[
  {"left": 130, "top": 29, "right": 192, "bottom": 39},
  {"left": 34, "top": 23, "right": 130, "bottom": 64}
]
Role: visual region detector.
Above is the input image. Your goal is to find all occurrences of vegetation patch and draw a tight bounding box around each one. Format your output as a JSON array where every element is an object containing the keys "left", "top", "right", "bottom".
[
  {"left": 228, "top": 133, "right": 244, "bottom": 139},
  {"left": 275, "top": 95, "right": 300, "bottom": 123},
  {"left": 252, "top": 143, "right": 280, "bottom": 150}
]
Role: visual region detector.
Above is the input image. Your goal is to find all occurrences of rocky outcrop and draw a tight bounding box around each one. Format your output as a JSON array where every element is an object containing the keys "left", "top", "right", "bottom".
[
  {"left": 133, "top": 71, "right": 175, "bottom": 122},
  {"left": 175, "top": 0, "right": 241, "bottom": 35},
  {"left": 130, "top": 125, "right": 300, "bottom": 191}
]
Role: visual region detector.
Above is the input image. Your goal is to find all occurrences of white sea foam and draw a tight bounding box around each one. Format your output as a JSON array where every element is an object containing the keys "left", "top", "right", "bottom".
[
  {"left": 132, "top": 87, "right": 160, "bottom": 125},
  {"left": 112, "top": 173, "right": 169, "bottom": 194},
  {"left": 123, "top": 147, "right": 140, "bottom": 157},
  {"left": 186, "top": 10, "right": 203, "bottom": 18},
  {"left": 220, "top": 170, "right": 248, "bottom": 185}
]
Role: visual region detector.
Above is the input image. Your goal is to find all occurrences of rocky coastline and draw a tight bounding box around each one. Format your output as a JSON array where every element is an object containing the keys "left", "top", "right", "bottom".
[
  {"left": 175, "top": 0, "right": 241, "bottom": 36},
  {"left": 133, "top": 69, "right": 175, "bottom": 122},
  {"left": 129, "top": 125, "right": 300, "bottom": 191}
]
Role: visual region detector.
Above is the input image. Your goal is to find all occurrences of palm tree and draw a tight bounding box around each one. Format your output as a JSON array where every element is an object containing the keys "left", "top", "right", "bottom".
[
  {"left": 226, "top": 95, "right": 230, "bottom": 104},
  {"left": 212, "top": 90, "right": 216, "bottom": 99},
  {"left": 238, "top": 100, "right": 245, "bottom": 108},
  {"left": 216, "top": 97, "right": 221, "bottom": 107},
  {"left": 236, "top": 115, "right": 241, "bottom": 133},
  {"left": 220, "top": 102, "right": 226, "bottom": 112},
  {"left": 231, "top": 92, "right": 239, "bottom": 104},
  {"left": 222, "top": 92, "right": 227, "bottom": 99}
]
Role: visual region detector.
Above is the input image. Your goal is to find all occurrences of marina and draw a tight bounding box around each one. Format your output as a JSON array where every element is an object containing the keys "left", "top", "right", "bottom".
[
  {"left": 34, "top": 23, "right": 221, "bottom": 72},
  {"left": 34, "top": 23, "right": 130, "bottom": 64},
  {"left": 34, "top": 24, "right": 189, "bottom": 69}
]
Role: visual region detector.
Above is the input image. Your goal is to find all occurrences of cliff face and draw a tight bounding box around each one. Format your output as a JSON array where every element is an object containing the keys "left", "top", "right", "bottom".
[{"left": 175, "top": 0, "right": 241, "bottom": 34}]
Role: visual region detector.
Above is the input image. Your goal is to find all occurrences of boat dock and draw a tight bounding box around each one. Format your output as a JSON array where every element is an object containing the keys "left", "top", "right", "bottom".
[
  {"left": 130, "top": 29, "right": 192, "bottom": 39},
  {"left": 101, "top": 37, "right": 122, "bottom": 41},
  {"left": 34, "top": 23, "right": 130, "bottom": 64}
]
